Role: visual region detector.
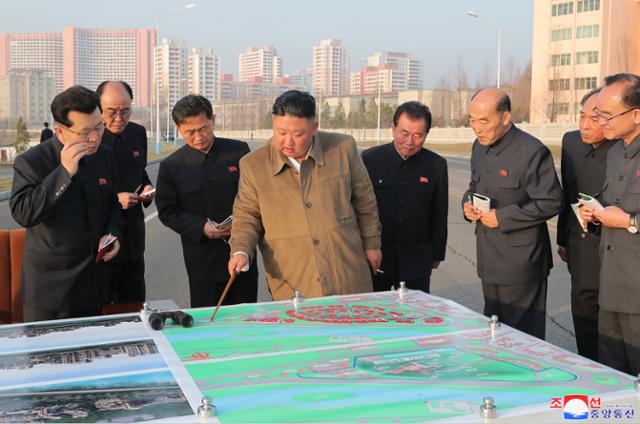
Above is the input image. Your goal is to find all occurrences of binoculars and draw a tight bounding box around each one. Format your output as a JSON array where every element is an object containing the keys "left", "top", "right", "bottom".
[{"left": 148, "top": 311, "right": 194, "bottom": 331}]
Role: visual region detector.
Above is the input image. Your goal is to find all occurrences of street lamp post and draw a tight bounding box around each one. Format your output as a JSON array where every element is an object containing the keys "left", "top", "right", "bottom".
[
  {"left": 376, "top": 72, "right": 381, "bottom": 146},
  {"left": 360, "top": 58, "right": 382, "bottom": 145},
  {"left": 467, "top": 10, "right": 501, "bottom": 89},
  {"left": 154, "top": 3, "right": 196, "bottom": 154}
]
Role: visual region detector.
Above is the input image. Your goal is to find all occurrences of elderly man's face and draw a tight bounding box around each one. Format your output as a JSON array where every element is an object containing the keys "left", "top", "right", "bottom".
[
  {"left": 595, "top": 83, "right": 640, "bottom": 142},
  {"left": 100, "top": 83, "right": 132, "bottom": 135},
  {"left": 272, "top": 115, "right": 318, "bottom": 161},
  {"left": 392, "top": 113, "right": 429, "bottom": 158},
  {"left": 579, "top": 94, "right": 605, "bottom": 145},
  {"left": 469, "top": 92, "right": 511, "bottom": 146}
]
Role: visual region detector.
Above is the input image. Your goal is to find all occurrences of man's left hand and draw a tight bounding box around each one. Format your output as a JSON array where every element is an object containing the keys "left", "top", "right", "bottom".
[
  {"left": 98, "top": 235, "right": 120, "bottom": 262},
  {"left": 139, "top": 184, "right": 155, "bottom": 203},
  {"left": 593, "top": 206, "right": 630, "bottom": 229},
  {"left": 365, "top": 248, "right": 382, "bottom": 272},
  {"left": 480, "top": 209, "right": 499, "bottom": 229}
]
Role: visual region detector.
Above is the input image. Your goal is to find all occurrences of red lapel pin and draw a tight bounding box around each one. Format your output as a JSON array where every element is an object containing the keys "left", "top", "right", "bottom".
[
  {"left": 98, "top": 178, "right": 108, "bottom": 186},
  {"left": 132, "top": 150, "right": 140, "bottom": 158},
  {"left": 419, "top": 176, "right": 429, "bottom": 184},
  {"left": 499, "top": 169, "right": 508, "bottom": 177},
  {"left": 228, "top": 166, "right": 238, "bottom": 173}
]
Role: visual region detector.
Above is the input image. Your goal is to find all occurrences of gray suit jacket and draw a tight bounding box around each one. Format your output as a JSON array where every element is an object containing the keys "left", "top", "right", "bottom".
[
  {"left": 599, "top": 136, "right": 640, "bottom": 313},
  {"left": 462, "top": 125, "right": 563, "bottom": 286}
]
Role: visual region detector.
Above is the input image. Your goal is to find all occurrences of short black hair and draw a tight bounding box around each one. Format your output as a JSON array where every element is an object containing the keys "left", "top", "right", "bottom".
[
  {"left": 172, "top": 95, "right": 213, "bottom": 125},
  {"left": 393, "top": 101, "right": 432, "bottom": 131},
  {"left": 272, "top": 90, "right": 316, "bottom": 119},
  {"left": 51, "top": 85, "right": 101, "bottom": 127},
  {"left": 471, "top": 89, "right": 512, "bottom": 113},
  {"left": 43, "top": 122, "right": 49, "bottom": 127},
  {"left": 580, "top": 87, "right": 602, "bottom": 107},
  {"left": 96, "top": 80, "right": 134, "bottom": 100},
  {"left": 603, "top": 73, "right": 640, "bottom": 108}
]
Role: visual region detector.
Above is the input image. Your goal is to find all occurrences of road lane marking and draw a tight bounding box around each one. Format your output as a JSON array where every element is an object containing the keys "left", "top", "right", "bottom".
[{"left": 144, "top": 211, "right": 158, "bottom": 223}]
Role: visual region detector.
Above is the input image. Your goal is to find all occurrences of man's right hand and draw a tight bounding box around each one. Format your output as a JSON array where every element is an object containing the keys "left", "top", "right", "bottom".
[
  {"left": 60, "top": 141, "right": 88, "bottom": 177},
  {"left": 228, "top": 253, "right": 248, "bottom": 275},
  {"left": 463, "top": 202, "right": 482, "bottom": 222},
  {"left": 118, "top": 192, "right": 140, "bottom": 210},
  {"left": 557, "top": 246, "right": 567, "bottom": 263}
]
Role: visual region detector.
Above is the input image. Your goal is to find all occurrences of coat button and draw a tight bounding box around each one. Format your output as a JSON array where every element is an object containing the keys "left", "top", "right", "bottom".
[
  {"left": 313, "top": 239, "right": 320, "bottom": 245},
  {"left": 606, "top": 245, "right": 611, "bottom": 250},
  {"left": 619, "top": 175, "right": 624, "bottom": 181},
  {"left": 305, "top": 202, "right": 312, "bottom": 208}
]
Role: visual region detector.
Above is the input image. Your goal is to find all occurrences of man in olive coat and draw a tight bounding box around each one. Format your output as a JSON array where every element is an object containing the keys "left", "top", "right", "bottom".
[
  {"left": 228, "top": 90, "right": 382, "bottom": 301},
  {"left": 463, "top": 88, "right": 563, "bottom": 339}
]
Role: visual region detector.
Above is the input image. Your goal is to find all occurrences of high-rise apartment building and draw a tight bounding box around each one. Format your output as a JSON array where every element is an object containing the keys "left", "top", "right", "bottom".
[
  {"left": 62, "top": 27, "right": 154, "bottom": 107},
  {"left": 530, "top": 0, "right": 640, "bottom": 123},
  {"left": 366, "top": 51, "right": 423, "bottom": 90},
  {"left": 154, "top": 38, "right": 188, "bottom": 130},
  {"left": 0, "top": 69, "right": 55, "bottom": 126},
  {"left": 239, "top": 45, "right": 281, "bottom": 83},
  {"left": 312, "top": 39, "right": 349, "bottom": 97},
  {"left": 188, "top": 48, "right": 220, "bottom": 103},
  {"left": 1, "top": 28, "right": 155, "bottom": 107},
  {"left": 0, "top": 33, "right": 63, "bottom": 92}
]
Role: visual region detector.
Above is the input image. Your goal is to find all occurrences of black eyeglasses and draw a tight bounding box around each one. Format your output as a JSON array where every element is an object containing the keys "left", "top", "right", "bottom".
[{"left": 595, "top": 107, "right": 638, "bottom": 123}]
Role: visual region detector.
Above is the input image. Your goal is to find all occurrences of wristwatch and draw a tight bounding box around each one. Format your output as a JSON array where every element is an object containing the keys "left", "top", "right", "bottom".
[{"left": 628, "top": 213, "right": 639, "bottom": 234}]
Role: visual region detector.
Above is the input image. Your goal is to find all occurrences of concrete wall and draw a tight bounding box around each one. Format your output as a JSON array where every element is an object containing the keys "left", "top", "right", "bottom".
[{"left": 216, "top": 122, "right": 578, "bottom": 146}]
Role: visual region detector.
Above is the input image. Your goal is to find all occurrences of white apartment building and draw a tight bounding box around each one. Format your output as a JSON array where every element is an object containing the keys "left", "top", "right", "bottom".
[
  {"left": 188, "top": 48, "right": 220, "bottom": 103},
  {"left": 312, "top": 39, "right": 349, "bottom": 97},
  {"left": 239, "top": 45, "right": 282, "bottom": 83}
]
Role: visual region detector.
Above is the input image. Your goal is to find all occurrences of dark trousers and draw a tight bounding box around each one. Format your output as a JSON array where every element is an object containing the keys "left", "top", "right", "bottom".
[
  {"left": 23, "top": 299, "right": 98, "bottom": 323},
  {"left": 372, "top": 275, "right": 431, "bottom": 293},
  {"left": 482, "top": 278, "right": 548, "bottom": 340},
  {"left": 190, "top": 271, "right": 258, "bottom": 308},
  {"left": 571, "top": 285, "right": 599, "bottom": 361},
  {"left": 598, "top": 310, "right": 640, "bottom": 376},
  {"left": 105, "top": 258, "right": 146, "bottom": 303}
]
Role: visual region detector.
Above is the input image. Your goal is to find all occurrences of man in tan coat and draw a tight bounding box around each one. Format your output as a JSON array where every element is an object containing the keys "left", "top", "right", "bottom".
[{"left": 229, "top": 90, "right": 382, "bottom": 300}]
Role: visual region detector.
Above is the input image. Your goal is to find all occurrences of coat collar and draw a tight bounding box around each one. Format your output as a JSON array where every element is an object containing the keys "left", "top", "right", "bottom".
[
  {"left": 624, "top": 133, "right": 640, "bottom": 158},
  {"left": 485, "top": 123, "right": 516, "bottom": 155},
  {"left": 270, "top": 132, "right": 325, "bottom": 175}
]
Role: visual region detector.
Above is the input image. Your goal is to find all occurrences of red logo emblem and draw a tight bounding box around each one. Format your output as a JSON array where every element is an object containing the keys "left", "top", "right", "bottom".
[
  {"left": 549, "top": 398, "right": 563, "bottom": 409},
  {"left": 419, "top": 176, "right": 429, "bottom": 184},
  {"left": 132, "top": 150, "right": 140, "bottom": 158},
  {"left": 228, "top": 166, "right": 238, "bottom": 173},
  {"left": 499, "top": 169, "right": 508, "bottom": 177},
  {"left": 98, "top": 178, "right": 108, "bottom": 186},
  {"left": 589, "top": 397, "right": 601, "bottom": 409}
]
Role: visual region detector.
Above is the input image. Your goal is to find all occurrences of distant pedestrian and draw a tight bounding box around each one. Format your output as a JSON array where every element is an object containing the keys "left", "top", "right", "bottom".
[{"left": 39, "top": 122, "right": 53, "bottom": 143}]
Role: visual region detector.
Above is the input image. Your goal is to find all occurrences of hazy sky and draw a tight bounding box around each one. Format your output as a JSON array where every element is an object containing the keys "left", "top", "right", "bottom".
[{"left": 0, "top": 0, "right": 534, "bottom": 87}]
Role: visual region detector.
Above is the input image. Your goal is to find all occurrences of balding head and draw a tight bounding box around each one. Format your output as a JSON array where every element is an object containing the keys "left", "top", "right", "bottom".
[
  {"left": 469, "top": 87, "right": 512, "bottom": 146},
  {"left": 98, "top": 81, "right": 133, "bottom": 134}
]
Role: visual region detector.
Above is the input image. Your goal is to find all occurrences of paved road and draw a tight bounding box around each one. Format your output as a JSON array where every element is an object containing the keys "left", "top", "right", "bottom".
[{"left": 0, "top": 145, "right": 576, "bottom": 353}]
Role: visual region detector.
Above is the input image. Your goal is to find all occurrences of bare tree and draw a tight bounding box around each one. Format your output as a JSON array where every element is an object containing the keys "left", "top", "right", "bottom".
[{"left": 453, "top": 56, "right": 469, "bottom": 91}]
